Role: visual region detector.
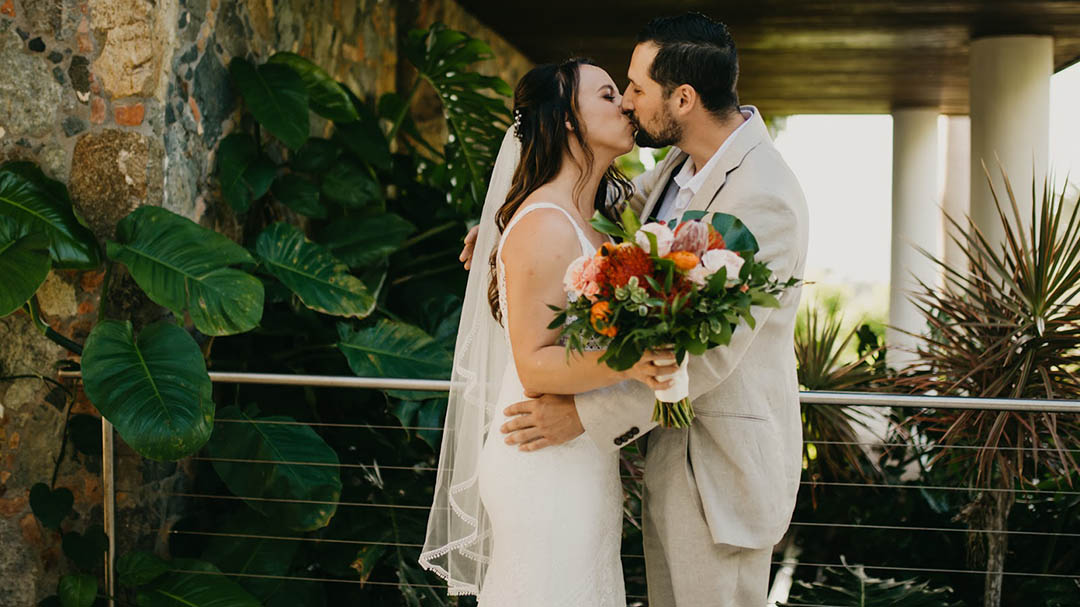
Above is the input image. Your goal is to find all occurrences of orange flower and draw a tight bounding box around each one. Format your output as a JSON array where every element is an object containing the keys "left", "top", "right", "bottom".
[
  {"left": 590, "top": 301, "right": 617, "bottom": 337},
  {"left": 663, "top": 250, "right": 700, "bottom": 271},
  {"left": 598, "top": 242, "right": 652, "bottom": 290}
]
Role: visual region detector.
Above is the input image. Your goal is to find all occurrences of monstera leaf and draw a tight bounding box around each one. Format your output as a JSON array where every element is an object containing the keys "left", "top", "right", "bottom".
[
  {"left": 217, "top": 133, "right": 276, "bottom": 213},
  {"left": 106, "top": 206, "right": 264, "bottom": 336},
  {"left": 228, "top": 57, "right": 309, "bottom": 150},
  {"left": 267, "top": 52, "right": 358, "bottom": 123},
  {"left": 317, "top": 213, "right": 416, "bottom": 267},
  {"left": 402, "top": 23, "right": 512, "bottom": 215},
  {"left": 0, "top": 161, "right": 100, "bottom": 268},
  {"left": 255, "top": 222, "right": 375, "bottom": 318},
  {"left": 81, "top": 320, "right": 214, "bottom": 461},
  {"left": 0, "top": 215, "right": 50, "bottom": 317},
  {"left": 207, "top": 406, "right": 342, "bottom": 531},
  {"left": 135, "top": 559, "right": 261, "bottom": 607}
]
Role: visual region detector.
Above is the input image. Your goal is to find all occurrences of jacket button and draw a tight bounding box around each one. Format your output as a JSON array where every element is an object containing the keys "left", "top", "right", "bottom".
[
  {"left": 613, "top": 437, "right": 623, "bottom": 446},
  {"left": 629, "top": 427, "right": 639, "bottom": 435}
]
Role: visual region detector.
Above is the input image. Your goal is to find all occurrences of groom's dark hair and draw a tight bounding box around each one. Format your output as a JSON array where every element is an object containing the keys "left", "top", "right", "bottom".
[{"left": 637, "top": 13, "right": 739, "bottom": 117}]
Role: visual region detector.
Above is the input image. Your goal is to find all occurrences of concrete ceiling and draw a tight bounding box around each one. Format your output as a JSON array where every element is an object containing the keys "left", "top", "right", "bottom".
[{"left": 456, "top": 0, "right": 1080, "bottom": 116}]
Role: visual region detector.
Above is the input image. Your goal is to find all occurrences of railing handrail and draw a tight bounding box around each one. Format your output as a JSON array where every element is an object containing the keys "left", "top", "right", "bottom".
[{"left": 58, "top": 370, "right": 1080, "bottom": 413}]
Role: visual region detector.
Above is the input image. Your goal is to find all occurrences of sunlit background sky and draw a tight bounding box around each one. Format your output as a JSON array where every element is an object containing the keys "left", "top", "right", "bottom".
[{"left": 762, "top": 61, "right": 1080, "bottom": 325}]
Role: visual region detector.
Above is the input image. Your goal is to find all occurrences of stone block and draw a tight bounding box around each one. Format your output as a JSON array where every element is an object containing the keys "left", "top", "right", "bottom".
[
  {"left": 0, "top": 29, "right": 63, "bottom": 138},
  {"left": 68, "top": 129, "right": 151, "bottom": 240}
]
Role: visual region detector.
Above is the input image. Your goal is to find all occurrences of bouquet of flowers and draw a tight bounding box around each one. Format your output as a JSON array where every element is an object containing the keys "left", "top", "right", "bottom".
[{"left": 549, "top": 207, "right": 798, "bottom": 428}]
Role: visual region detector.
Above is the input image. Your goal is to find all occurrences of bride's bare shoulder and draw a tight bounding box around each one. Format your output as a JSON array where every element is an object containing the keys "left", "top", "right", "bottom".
[{"left": 500, "top": 197, "right": 580, "bottom": 264}]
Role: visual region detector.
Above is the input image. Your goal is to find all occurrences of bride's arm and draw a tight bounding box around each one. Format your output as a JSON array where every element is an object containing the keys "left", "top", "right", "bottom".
[{"left": 501, "top": 209, "right": 675, "bottom": 395}]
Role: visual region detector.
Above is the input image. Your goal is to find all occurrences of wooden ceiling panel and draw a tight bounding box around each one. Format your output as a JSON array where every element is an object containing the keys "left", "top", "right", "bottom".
[{"left": 458, "top": 0, "right": 1080, "bottom": 116}]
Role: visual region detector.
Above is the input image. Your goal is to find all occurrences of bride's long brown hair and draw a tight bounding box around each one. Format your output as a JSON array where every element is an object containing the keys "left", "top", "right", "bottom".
[{"left": 487, "top": 58, "right": 633, "bottom": 323}]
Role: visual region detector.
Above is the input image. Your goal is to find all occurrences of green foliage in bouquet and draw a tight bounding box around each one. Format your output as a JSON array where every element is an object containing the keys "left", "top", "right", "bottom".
[{"left": 550, "top": 207, "right": 793, "bottom": 372}]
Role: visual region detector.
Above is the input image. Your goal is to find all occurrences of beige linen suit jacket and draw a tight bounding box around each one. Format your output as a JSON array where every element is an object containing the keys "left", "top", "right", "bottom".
[{"left": 577, "top": 106, "right": 809, "bottom": 550}]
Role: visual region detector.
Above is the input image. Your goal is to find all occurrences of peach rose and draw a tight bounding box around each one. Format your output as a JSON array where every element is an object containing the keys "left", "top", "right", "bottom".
[{"left": 635, "top": 222, "right": 674, "bottom": 256}]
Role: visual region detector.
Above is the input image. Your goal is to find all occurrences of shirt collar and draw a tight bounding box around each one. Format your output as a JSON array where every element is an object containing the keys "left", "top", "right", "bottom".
[{"left": 672, "top": 107, "right": 755, "bottom": 194}]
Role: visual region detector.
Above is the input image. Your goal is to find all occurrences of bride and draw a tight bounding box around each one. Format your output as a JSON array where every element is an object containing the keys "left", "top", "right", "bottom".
[{"left": 419, "top": 58, "right": 678, "bottom": 605}]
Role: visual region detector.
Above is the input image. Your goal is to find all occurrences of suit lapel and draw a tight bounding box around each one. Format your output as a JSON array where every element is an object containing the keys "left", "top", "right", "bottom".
[{"left": 687, "top": 106, "right": 770, "bottom": 214}]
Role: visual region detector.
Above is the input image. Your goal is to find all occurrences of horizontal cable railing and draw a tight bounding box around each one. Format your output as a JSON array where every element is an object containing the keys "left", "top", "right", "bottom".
[{"left": 64, "top": 370, "right": 1079, "bottom": 605}]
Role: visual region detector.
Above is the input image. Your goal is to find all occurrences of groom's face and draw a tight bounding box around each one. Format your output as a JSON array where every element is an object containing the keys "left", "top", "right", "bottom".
[{"left": 622, "top": 42, "right": 682, "bottom": 149}]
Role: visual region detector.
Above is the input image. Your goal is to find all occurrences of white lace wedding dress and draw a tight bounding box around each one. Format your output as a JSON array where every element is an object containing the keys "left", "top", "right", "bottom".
[{"left": 475, "top": 202, "right": 625, "bottom": 606}]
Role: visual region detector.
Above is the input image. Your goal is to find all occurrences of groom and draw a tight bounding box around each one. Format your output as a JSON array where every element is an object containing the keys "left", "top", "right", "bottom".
[{"left": 462, "top": 13, "right": 808, "bottom": 606}]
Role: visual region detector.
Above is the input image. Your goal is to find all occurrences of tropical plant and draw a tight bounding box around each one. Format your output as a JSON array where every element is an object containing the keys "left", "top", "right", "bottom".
[
  {"left": 3, "top": 21, "right": 511, "bottom": 607},
  {"left": 782, "top": 557, "right": 964, "bottom": 607},
  {"left": 889, "top": 167, "right": 1080, "bottom": 607},
  {"left": 795, "top": 301, "right": 883, "bottom": 484}
]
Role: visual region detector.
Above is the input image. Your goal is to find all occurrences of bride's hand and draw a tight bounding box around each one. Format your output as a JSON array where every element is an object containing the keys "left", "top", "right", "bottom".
[{"left": 622, "top": 349, "right": 679, "bottom": 390}]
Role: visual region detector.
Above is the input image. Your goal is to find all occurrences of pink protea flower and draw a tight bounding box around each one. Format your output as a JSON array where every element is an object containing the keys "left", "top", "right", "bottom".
[{"left": 671, "top": 220, "right": 709, "bottom": 257}]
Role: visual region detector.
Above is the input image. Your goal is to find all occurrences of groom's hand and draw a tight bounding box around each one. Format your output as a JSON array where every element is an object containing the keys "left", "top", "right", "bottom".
[
  {"left": 459, "top": 225, "right": 480, "bottom": 270},
  {"left": 501, "top": 393, "right": 584, "bottom": 452}
]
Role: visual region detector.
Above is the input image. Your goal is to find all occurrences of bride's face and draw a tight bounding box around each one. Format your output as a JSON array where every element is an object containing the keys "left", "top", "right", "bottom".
[{"left": 572, "top": 65, "right": 635, "bottom": 157}]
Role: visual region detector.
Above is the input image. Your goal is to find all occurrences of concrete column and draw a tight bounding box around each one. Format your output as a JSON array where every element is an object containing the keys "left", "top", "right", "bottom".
[
  {"left": 888, "top": 108, "right": 941, "bottom": 368},
  {"left": 942, "top": 116, "right": 971, "bottom": 274},
  {"left": 969, "top": 36, "right": 1053, "bottom": 248}
]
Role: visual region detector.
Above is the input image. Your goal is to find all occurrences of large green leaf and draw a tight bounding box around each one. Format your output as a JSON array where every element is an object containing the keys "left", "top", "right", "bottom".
[
  {"left": 291, "top": 137, "right": 341, "bottom": 174},
  {"left": 0, "top": 215, "right": 50, "bottom": 317},
  {"left": 216, "top": 133, "right": 276, "bottom": 213},
  {"left": 337, "top": 319, "right": 452, "bottom": 386},
  {"left": 267, "top": 52, "right": 358, "bottom": 123},
  {"left": 0, "top": 161, "right": 100, "bottom": 269},
  {"left": 81, "top": 320, "right": 213, "bottom": 461},
  {"left": 29, "top": 483, "right": 73, "bottom": 530},
  {"left": 61, "top": 525, "right": 108, "bottom": 571},
  {"left": 206, "top": 406, "right": 341, "bottom": 531},
  {"left": 271, "top": 173, "right": 326, "bottom": 218},
  {"left": 320, "top": 161, "right": 382, "bottom": 209},
  {"left": 228, "top": 57, "right": 309, "bottom": 150},
  {"left": 106, "top": 206, "right": 264, "bottom": 336},
  {"left": 58, "top": 574, "right": 97, "bottom": 607},
  {"left": 200, "top": 512, "right": 300, "bottom": 601},
  {"left": 402, "top": 23, "right": 512, "bottom": 215},
  {"left": 136, "top": 559, "right": 261, "bottom": 607},
  {"left": 317, "top": 213, "right": 416, "bottom": 267},
  {"left": 117, "top": 551, "right": 169, "bottom": 587},
  {"left": 333, "top": 92, "right": 391, "bottom": 172},
  {"left": 255, "top": 222, "right": 375, "bottom": 318}
]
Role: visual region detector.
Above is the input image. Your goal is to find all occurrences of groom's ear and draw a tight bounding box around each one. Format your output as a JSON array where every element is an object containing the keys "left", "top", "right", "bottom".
[{"left": 673, "top": 84, "right": 697, "bottom": 114}]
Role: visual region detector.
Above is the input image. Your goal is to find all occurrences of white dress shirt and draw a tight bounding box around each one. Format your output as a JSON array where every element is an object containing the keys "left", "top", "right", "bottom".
[{"left": 654, "top": 107, "right": 755, "bottom": 223}]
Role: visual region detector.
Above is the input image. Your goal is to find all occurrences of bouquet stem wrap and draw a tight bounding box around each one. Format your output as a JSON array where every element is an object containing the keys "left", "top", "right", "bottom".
[{"left": 652, "top": 356, "right": 694, "bottom": 428}]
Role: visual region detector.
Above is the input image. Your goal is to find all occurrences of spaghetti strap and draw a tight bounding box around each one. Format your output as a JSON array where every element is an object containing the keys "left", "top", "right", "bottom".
[{"left": 497, "top": 202, "right": 596, "bottom": 259}]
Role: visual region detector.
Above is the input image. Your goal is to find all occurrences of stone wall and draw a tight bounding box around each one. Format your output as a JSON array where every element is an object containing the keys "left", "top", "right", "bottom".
[{"left": 0, "top": 0, "right": 531, "bottom": 603}]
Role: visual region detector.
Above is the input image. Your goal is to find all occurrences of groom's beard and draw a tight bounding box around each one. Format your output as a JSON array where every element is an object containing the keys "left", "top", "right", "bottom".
[{"left": 630, "top": 107, "right": 682, "bottom": 149}]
